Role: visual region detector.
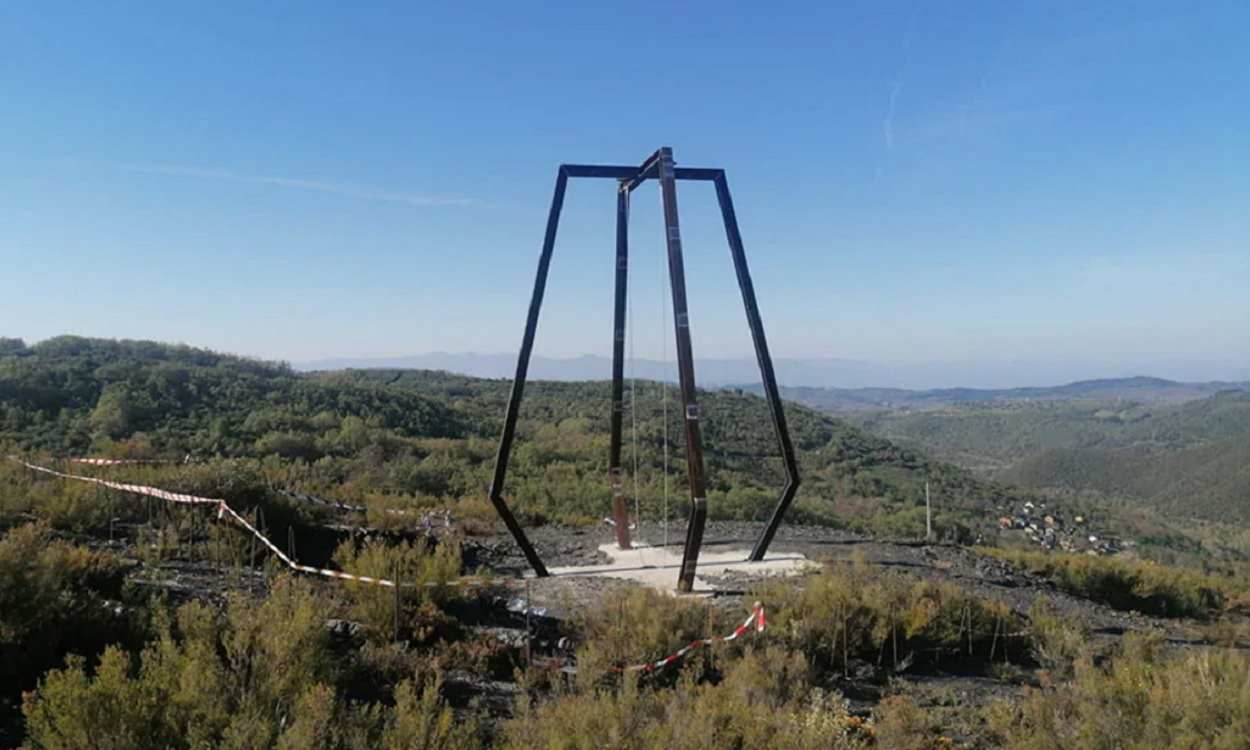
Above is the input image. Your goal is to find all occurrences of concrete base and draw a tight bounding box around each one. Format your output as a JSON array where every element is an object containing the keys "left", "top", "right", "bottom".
[{"left": 546, "top": 541, "right": 814, "bottom": 594}]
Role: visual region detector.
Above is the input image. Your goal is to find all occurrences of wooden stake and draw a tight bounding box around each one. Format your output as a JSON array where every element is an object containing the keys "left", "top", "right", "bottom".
[
  {"left": 249, "top": 507, "right": 258, "bottom": 574},
  {"left": 925, "top": 480, "right": 932, "bottom": 543},
  {"left": 709, "top": 602, "right": 716, "bottom": 673},
  {"left": 393, "top": 562, "right": 401, "bottom": 643},
  {"left": 843, "top": 609, "right": 850, "bottom": 678},
  {"left": 258, "top": 507, "right": 269, "bottom": 583},
  {"left": 892, "top": 609, "right": 898, "bottom": 669},
  {"left": 877, "top": 617, "right": 888, "bottom": 667},
  {"left": 1002, "top": 619, "right": 1010, "bottom": 663},
  {"left": 966, "top": 605, "right": 973, "bottom": 656}
]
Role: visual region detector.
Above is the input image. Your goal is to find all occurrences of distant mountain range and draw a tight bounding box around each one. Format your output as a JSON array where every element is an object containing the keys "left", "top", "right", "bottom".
[
  {"left": 764, "top": 376, "right": 1250, "bottom": 414},
  {"left": 296, "top": 352, "right": 898, "bottom": 387},
  {"left": 297, "top": 353, "right": 1247, "bottom": 408}
]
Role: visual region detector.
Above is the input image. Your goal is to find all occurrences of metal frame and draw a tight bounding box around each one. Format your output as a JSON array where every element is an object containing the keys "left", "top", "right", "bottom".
[
  {"left": 488, "top": 147, "right": 800, "bottom": 591},
  {"left": 607, "top": 185, "right": 632, "bottom": 550}
]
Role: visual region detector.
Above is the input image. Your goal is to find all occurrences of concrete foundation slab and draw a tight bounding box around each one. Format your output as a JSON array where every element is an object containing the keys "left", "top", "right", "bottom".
[{"left": 545, "top": 540, "right": 814, "bottom": 594}]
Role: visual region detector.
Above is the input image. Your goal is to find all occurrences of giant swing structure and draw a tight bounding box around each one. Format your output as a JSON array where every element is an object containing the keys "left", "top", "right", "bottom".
[{"left": 488, "top": 148, "right": 799, "bottom": 592}]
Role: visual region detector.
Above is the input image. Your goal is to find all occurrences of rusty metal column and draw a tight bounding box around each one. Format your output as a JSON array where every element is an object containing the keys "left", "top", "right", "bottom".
[
  {"left": 607, "top": 184, "right": 632, "bottom": 549},
  {"left": 714, "top": 173, "right": 801, "bottom": 562},
  {"left": 488, "top": 169, "right": 570, "bottom": 578},
  {"left": 656, "top": 147, "right": 709, "bottom": 593}
]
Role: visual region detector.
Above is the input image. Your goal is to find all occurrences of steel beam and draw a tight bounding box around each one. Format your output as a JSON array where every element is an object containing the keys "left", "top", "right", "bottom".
[
  {"left": 713, "top": 174, "right": 801, "bottom": 561},
  {"left": 562, "top": 164, "right": 639, "bottom": 179},
  {"left": 561, "top": 163, "right": 720, "bottom": 187},
  {"left": 655, "top": 148, "right": 710, "bottom": 593},
  {"left": 607, "top": 185, "right": 632, "bottom": 549},
  {"left": 620, "top": 150, "right": 664, "bottom": 193},
  {"left": 488, "top": 151, "right": 798, "bottom": 587},
  {"left": 488, "top": 168, "right": 569, "bottom": 578},
  {"left": 667, "top": 167, "right": 723, "bottom": 182}
]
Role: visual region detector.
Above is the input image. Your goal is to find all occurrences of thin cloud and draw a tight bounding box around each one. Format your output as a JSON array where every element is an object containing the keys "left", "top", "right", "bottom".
[
  {"left": 882, "top": 3, "right": 920, "bottom": 153},
  {"left": 906, "top": 102, "right": 1067, "bottom": 146},
  {"left": 117, "top": 163, "right": 475, "bottom": 207},
  {"left": 883, "top": 81, "right": 903, "bottom": 151}
]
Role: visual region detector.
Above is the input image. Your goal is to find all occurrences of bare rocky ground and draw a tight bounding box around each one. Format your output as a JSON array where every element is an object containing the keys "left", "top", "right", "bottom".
[
  {"left": 479, "top": 519, "right": 1202, "bottom": 640},
  {"left": 472, "top": 518, "right": 1241, "bottom": 742},
  {"left": 41, "top": 513, "right": 1241, "bottom": 746}
]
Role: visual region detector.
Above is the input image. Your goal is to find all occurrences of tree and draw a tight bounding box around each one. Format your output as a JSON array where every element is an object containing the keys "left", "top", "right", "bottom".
[{"left": 88, "top": 385, "right": 132, "bottom": 439}]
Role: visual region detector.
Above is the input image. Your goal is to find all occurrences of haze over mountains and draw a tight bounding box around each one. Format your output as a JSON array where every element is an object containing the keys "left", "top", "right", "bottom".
[
  {"left": 767, "top": 377, "right": 1250, "bottom": 414},
  {"left": 7, "top": 334, "right": 1249, "bottom": 532},
  {"left": 297, "top": 352, "right": 890, "bottom": 386},
  {"left": 297, "top": 352, "right": 1250, "bottom": 392},
  {"left": 294, "top": 348, "right": 1250, "bottom": 524}
]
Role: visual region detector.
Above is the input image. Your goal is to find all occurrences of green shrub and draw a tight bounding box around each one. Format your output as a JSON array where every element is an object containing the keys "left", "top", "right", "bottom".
[
  {"left": 23, "top": 578, "right": 333, "bottom": 748},
  {"left": 21, "top": 576, "right": 479, "bottom": 750},
  {"left": 7, "top": 467, "right": 113, "bottom": 531},
  {"left": 982, "top": 547, "right": 1235, "bottom": 618},
  {"left": 381, "top": 677, "right": 479, "bottom": 750},
  {"left": 985, "top": 634, "right": 1250, "bottom": 748},
  {"left": 873, "top": 695, "right": 951, "bottom": 750},
  {"left": 570, "top": 586, "right": 736, "bottom": 683},
  {"left": 502, "top": 647, "right": 869, "bottom": 750},
  {"left": 332, "top": 536, "right": 462, "bottom": 642},
  {"left": 754, "top": 565, "right": 1021, "bottom": 676},
  {"left": 857, "top": 505, "right": 975, "bottom": 543},
  {"left": 0, "top": 522, "right": 133, "bottom": 727},
  {"left": 1027, "top": 599, "right": 1089, "bottom": 679}
]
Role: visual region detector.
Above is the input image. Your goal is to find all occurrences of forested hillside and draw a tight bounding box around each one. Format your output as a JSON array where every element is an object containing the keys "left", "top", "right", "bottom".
[
  {"left": 852, "top": 391, "right": 1250, "bottom": 522},
  {"left": 1005, "top": 438, "right": 1250, "bottom": 523},
  {"left": 4, "top": 338, "right": 1250, "bottom": 748},
  {"left": 765, "top": 376, "right": 1247, "bottom": 415},
  {"left": 856, "top": 401, "right": 1154, "bottom": 472},
  {"left": 0, "top": 337, "right": 1033, "bottom": 539},
  {"left": 0, "top": 336, "right": 466, "bottom": 455}
]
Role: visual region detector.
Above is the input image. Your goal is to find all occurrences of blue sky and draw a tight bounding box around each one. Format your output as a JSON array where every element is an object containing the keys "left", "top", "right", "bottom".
[{"left": 2, "top": 1, "right": 1247, "bottom": 387}]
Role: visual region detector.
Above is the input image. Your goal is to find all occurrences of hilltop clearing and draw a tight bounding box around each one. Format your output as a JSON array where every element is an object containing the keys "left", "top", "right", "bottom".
[{"left": 3, "top": 337, "right": 1250, "bottom": 747}]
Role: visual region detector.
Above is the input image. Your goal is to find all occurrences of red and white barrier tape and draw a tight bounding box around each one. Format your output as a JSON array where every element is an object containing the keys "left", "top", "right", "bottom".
[
  {"left": 22, "top": 460, "right": 223, "bottom": 506},
  {"left": 68, "top": 460, "right": 411, "bottom": 519},
  {"left": 616, "top": 603, "right": 765, "bottom": 673},
  {"left": 14, "top": 456, "right": 773, "bottom": 671},
  {"left": 211, "top": 498, "right": 400, "bottom": 587},
  {"left": 69, "top": 457, "right": 189, "bottom": 466},
  {"left": 13, "top": 458, "right": 400, "bottom": 588}
]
